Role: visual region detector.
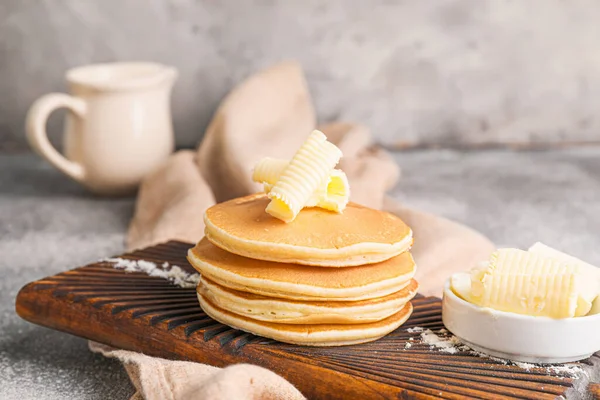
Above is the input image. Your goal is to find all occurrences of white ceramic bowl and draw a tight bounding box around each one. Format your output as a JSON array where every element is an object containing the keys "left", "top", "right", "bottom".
[{"left": 442, "top": 279, "right": 600, "bottom": 363}]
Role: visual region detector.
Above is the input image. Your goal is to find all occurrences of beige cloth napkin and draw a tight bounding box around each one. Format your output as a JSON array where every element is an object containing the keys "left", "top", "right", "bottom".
[
  {"left": 99, "top": 61, "right": 495, "bottom": 400},
  {"left": 89, "top": 342, "right": 304, "bottom": 400}
]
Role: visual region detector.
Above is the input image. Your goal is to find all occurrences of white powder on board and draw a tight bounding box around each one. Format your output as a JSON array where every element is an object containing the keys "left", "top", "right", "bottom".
[
  {"left": 419, "top": 328, "right": 464, "bottom": 354},
  {"left": 103, "top": 257, "right": 200, "bottom": 288},
  {"left": 404, "top": 326, "right": 584, "bottom": 377},
  {"left": 545, "top": 364, "right": 587, "bottom": 376}
]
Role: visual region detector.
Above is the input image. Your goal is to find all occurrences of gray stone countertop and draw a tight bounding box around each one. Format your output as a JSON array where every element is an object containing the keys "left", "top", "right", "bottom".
[{"left": 1, "top": 148, "right": 599, "bottom": 400}]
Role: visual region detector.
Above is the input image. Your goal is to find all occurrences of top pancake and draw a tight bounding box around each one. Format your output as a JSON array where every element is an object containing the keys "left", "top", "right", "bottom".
[{"left": 204, "top": 193, "right": 413, "bottom": 266}]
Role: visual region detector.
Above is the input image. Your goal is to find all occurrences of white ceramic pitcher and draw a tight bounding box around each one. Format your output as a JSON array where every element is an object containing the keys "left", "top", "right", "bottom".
[{"left": 26, "top": 62, "right": 177, "bottom": 195}]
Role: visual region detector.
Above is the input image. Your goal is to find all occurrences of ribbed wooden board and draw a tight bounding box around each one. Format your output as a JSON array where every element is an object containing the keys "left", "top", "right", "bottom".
[{"left": 16, "top": 241, "right": 595, "bottom": 399}]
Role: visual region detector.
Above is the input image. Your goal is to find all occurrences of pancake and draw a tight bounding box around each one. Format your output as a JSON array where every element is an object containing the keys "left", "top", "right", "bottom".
[
  {"left": 198, "top": 276, "right": 419, "bottom": 324},
  {"left": 187, "top": 238, "right": 416, "bottom": 301},
  {"left": 204, "top": 193, "right": 413, "bottom": 266},
  {"left": 198, "top": 293, "right": 413, "bottom": 346}
]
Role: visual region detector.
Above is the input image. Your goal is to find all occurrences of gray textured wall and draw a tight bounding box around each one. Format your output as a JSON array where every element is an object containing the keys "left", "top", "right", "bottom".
[{"left": 2, "top": 0, "right": 600, "bottom": 152}]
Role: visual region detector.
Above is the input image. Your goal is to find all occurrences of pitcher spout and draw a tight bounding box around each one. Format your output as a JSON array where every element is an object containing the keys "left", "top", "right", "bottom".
[{"left": 160, "top": 66, "right": 178, "bottom": 87}]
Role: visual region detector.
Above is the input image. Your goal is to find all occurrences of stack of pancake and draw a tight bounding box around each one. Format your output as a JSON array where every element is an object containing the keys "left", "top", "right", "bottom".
[{"left": 187, "top": 193, "right": 418, "bottom": 346}]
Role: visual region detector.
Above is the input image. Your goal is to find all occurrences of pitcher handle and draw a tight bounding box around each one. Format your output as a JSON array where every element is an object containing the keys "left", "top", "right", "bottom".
[{"left": 26, "top": 93, "right": 87, "bottom": 182}]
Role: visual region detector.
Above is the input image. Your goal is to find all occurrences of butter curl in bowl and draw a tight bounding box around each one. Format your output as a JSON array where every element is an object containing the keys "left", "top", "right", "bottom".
[{"left": 442, "top": 243, "right": 600, "bottom": 363}]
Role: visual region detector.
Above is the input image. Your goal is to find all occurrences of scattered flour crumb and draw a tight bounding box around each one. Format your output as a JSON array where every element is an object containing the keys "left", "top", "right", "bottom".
[
  {"left": 404, "top": 342, "right": 412, "bottom": 349},
  {"left": 419, "top": 328, "right": 464, "bottom": 354},
  {"left": 545, "top": 364, "right": 584, "bottom": 377},
  {"left": 513, "top": 361, "right": 536, "bottom": 371},
  {"left": 509, "top": 361, "right": 582, "bottom": 376},
  {"left": 470, "top": 350, "right": 582, "bottom": 376},
  {"left": 103, "top": 257, "right": 200, "bottom": 288},
  {"left": 405, "top": 326, "right": 584, "bottom": 377}
]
